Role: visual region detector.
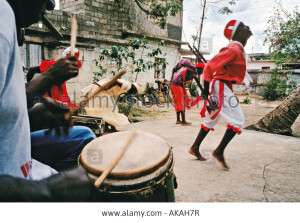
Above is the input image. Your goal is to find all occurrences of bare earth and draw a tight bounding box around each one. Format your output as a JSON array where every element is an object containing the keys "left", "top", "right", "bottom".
[
  {"left": 117, "top": 95, "right": 300, "bottom": 202},
  {"left": 130, "top": 95, "right": 300, "bottom": 137}
]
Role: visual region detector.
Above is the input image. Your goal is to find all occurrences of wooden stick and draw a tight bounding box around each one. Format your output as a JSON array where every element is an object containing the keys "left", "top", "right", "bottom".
[
  {"left": 188, "top": 44, "right": 203, "bottom": 64},
  {"left": 193, "top": 45, "right": 207, "bottom": 63},
  {"left": 80, "top": 68, "right": 127, "bottom": 107},
  {"left": 89, "top": 68, "right": 127, "bottom": 99},
  {"left": 70, "top": 15, "right": 78, "bottom": 56},
  {"left": 94, "top": 132, "right": 137, "bottom": 188},
  {"left": 41, "top": 15, "right": 63, "bottom": 39}
]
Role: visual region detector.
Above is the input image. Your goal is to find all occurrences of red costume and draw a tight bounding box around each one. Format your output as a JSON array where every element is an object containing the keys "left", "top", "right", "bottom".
[
  {"left": 200, "top": 40, "right": 251, "bottom": 133},
  {"left": 40, "top": 48, "right": 82, "bottom": 109},
  {"left": 203, "top": 42, "right": 246, "bottom": 84},
  {"left": 171, "top": 60, "right": 204, "bottom": 112}
]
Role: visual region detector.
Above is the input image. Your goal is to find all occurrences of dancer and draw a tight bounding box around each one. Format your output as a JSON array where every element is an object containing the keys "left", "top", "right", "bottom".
[
  {"left": 170, "top": 60, "right": 204, "bottom": 126},
  {"left": 189, "top": 20, "right": 253, "bottom": 168}
]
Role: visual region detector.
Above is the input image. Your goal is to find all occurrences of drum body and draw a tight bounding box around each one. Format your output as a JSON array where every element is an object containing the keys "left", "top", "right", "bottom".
[
  {"left": 79, "top": 131, "right": 176, "bottom": 202},
  {"left": 72, "top": 115, "right": 103, "bottom": 137}
]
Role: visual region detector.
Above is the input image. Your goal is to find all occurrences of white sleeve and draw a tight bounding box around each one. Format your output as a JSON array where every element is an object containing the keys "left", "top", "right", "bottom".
[{"left": 0, "top": 34, "right": 12, "bottom": 95}]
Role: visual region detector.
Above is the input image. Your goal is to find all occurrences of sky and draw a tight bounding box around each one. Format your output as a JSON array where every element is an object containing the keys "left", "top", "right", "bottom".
[
  {"left": 182, "top": 0, "right": 299, "bottom": 58},
  {"left": 54, "top": 0, "right": 299, "bottom": 58}
]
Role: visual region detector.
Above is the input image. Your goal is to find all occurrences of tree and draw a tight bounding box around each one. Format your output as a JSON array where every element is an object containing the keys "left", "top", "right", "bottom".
[
  {"left": 114, "top": 0, "right": 182, "bottom": 29},
  {"left": 246, "top": 3, "right": 300, "bottom": 135},
  {"left": 188, "top": 0, "right": 238, "bottom": 52},
  {"left": 264, "top": 3, "right": 300, "bottom": 65},
  {"left": 93, "top": 38, "right": 168, "bottom": 82},
  {"left": 246, "top": 83, "right": 300, "bottom": 136}
]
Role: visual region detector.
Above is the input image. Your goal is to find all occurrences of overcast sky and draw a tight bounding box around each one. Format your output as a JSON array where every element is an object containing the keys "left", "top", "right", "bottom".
[
  {"left": 182, "top": 0, "right": 299, "bottom": 58},
  {"left": 54, "top": 0, "right": 299, "bottom": 58}
]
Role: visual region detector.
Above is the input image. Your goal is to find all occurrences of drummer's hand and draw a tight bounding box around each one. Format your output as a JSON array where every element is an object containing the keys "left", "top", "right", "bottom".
[
  {"left": 43, "top": 56, "right": 79, "bottom": 86},
  {"left": 28, "top": 97, "right": 73, "bottom": 136},
  {"left": 206, "top": 97, "right": 218, "bottom": 113},
  {"left": 44, "top": 168, "right": 102, "bottom": 202}
]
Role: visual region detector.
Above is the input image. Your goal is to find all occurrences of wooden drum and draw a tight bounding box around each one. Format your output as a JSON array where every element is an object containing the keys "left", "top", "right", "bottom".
[{"left": 79, "top": 131, "right": 176, "bottom": 202}]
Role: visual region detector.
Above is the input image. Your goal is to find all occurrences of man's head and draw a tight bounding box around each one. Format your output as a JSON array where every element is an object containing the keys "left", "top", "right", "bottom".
[
  {"left": 196, "top": 62, "right": 205, "bottom": 75},
  {"left": 224, "top": 20, "right": 252, "bottom": 46},
  {"left": 7, "top": 0, "right": 55, "bottom": 28}
]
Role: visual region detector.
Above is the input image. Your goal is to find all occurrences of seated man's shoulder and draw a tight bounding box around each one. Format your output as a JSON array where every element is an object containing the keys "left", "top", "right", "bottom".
[{"left": 0, "top": 0, "right": 16, "bottom": 43}]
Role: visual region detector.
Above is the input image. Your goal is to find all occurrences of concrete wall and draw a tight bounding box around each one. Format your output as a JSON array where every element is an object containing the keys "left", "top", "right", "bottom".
[
  {"left": 247, "top": 60, "right": 277, "bottom": 70},
  {"left": 23, "top": 0, "right": 183, "bottom": 102},
  {"left": 233, "top": 70, "right": 300, "bottom": 95},
  {"left": 128, "top": 0, "right": 183, "bottom": 41}
]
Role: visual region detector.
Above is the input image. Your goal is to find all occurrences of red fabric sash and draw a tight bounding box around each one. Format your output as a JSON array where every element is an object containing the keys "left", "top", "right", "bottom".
[
  {"left": 227, "top": 124, "right": 242, "bottom": 135},
  {"left": 210, "top": 81, "right": 224, "bottom": 120},
  {"left": 182, "top": 69, "right": 192, "bottom": 109},
  {"left": 190, "top": 79, "right": 224, "bottom": 119}
]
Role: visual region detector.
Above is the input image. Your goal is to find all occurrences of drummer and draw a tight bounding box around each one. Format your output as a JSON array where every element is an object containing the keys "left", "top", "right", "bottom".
[
  {"left": 0, "top": 0, "right": 96, "bottom": 179},
  {"left": 26, "top": 51, "right": 96, "bottom": 172},
  {"left": 0, "top": 0, "right": 102, "bottom": 201},
  {"left": 27, "top": 46, "right": 82, "bottom": 110}
]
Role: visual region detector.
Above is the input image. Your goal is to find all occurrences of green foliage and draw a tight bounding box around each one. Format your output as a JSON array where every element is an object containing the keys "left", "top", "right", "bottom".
[
  {"left": 93, "top": 38, "right": 168, "bottom": 82},
  {"left": 287, "top": 87, "right": 295, "bottom": 95},
  {"left": 187, "top": 82, "right": 199, "bottom": 97},
  {"left": 241, "top": 96, "right": 251, "bottom": 104},
  {"left": 261, "top": 69, "right": 287, "bottom": 101},
  {"left": 218, "top": 7, "right": 233, "bottom": 15},
  {"left": 144, "top": 86, "right": 157, "bottom": 102},
  {"left": 114, "top": 0, "right": 182, "bottom": 29},
  {"left": 264, "top": 6, "right": 300, "bottom": 65},
  {"left": 117, "top": 96, "right": 134, "bottom": 117}
]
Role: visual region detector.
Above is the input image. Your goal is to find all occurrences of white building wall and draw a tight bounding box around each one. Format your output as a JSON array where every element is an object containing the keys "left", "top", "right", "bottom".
[
  {"left": 45, "top": 41, "right": 181, "bottom": 103},
  {"left": 247, "top": 61, "right": 277, "bottom": 70}
]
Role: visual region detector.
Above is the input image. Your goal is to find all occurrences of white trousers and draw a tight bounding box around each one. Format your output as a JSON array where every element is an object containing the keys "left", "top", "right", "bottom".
[{"left": 203, "top": 80, "right": 245, "bottom": 130}]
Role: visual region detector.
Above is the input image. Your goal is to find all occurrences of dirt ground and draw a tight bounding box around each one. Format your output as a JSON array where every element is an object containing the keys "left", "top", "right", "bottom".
[
  {"left": 129, "top": 95, "right": 300, "bottom": 138},
  {"left": 118, "top": 95, "right": 300, "bottom": 202}
]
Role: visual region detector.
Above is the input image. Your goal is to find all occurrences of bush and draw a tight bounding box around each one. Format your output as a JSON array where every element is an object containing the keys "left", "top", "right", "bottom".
[
  {"left": 191, "top": 82, "right": 200, "bottom": 97},
  {"left": 117, "top": 100, "right": 133, "bottom": 117},
  {"left": 187, "top": 82, "right": 199, "bottom": 97},
  {"left": 241, "top": 96, "right": 251, "bottom": 104},
  {"left": 261, "top": 69, "right": 287, "bottom": 101},
  {"left": 144, "top": 86, "right": 159, "bottom": 104}
]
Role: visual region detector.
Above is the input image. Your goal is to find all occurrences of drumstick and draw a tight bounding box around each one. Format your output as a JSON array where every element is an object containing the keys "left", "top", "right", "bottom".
[
  {"left": 70, "top": 15, "right": 78, "bottom": 56},
  {"left": 80, "top": 68, "right": 127, "bottom": 107},
  {"left": 94, "top": 132, "right": 137, "bottom": 188}
]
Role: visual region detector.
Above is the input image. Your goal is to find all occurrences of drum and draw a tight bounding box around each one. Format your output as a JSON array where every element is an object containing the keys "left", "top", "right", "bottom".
[
  {"left": 79, "top": 131, "right": 176, "bottom": 202},
  {"left": 72, "top": 115, "right": 103, "bottom": 137}
]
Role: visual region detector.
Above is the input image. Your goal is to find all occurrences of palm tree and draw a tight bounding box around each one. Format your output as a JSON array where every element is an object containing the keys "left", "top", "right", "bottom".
[{"left": 246, "top": 83, "right": 300, "bottom": 136}]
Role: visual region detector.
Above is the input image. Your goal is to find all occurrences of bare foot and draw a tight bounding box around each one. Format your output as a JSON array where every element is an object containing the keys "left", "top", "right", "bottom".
[
  {"left": 181, "top": 122, "right": 192, "bottom": 126},
  {"left": 188, "top": 148, "right": 206, "bottom": 161},
  {"left": 176, "top": 121, "right": 182, "bottom": 124},
  {"left": 212, "top": 152, "right": 230, "bottom": 170}
]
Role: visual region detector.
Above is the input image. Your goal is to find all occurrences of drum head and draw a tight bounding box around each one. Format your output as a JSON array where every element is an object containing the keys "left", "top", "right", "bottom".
[{"left": 80, "top": 131, "right": 170, "bottom": 179}]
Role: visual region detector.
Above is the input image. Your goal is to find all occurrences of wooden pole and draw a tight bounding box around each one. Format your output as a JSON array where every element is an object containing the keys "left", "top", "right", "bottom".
[
  {"left": 70, "top": 15, "right": 78, "bottom": 56},
  {"left": 193, "top": 45, "right": 207, "bottom": 63},
  {"left": 41, "top": 15, "right": 63, "bottom": 39}
]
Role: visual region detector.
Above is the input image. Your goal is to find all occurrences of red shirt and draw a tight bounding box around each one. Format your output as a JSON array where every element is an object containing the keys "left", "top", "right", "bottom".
[
  {"left": 203, "top": 43, "right": 246, "bottom": 84},
  {"left": 40, "top": 59, "right": 80, "bottom": 109}
]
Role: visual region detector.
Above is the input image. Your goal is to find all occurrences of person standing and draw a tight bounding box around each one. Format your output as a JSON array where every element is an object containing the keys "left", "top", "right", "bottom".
[
  {"left": 0, "top": 0, "right": 99, "bottom": 201},
  {"left": 160, "top": 79, "right": 169, "bottom": 102},
  {"left": 170, "top": 60, "right": 204, "bottom": 126},
  {"left": 188, "top": 20, "right": 253, "bottom": 169}
]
